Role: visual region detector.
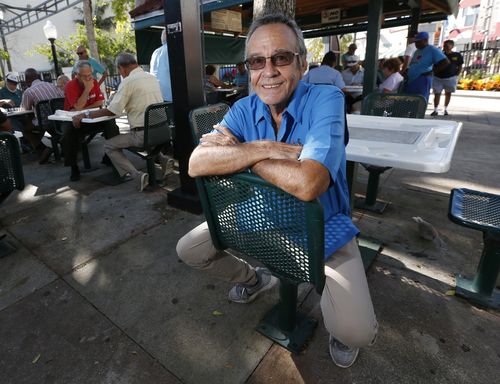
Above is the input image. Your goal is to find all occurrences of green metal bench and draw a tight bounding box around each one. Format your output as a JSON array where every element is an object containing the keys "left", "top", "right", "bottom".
[
  {"left": 189, "top": 103, "right": 326, "bottom": 353},
  {"left": 0, "top": 132, "right": 25, "bottom": 257},
  {"left": 448, "top": 188, "right": 500, "bottom": 309},
  {"left": 126, "top": 102, "right": 174, "bottom": 188},
  {"left": 358, "top": 93, "right": 427, "bottom": 213}
]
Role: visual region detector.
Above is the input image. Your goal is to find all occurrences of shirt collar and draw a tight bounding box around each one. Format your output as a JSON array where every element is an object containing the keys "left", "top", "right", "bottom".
[
  {"left": 31, "top": 79, "right": 42, "bottom": 86},
  {"left": 254, "top": 80, "right": 308, "bottom": 124}
]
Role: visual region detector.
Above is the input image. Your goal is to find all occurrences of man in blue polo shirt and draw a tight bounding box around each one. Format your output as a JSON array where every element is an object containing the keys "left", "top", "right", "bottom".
[
  {"left": 405, "top": 31, "right": 449, "bottom": 102},
  {"left": 176, "top": 13, "right": 378, "bottom": 369}
]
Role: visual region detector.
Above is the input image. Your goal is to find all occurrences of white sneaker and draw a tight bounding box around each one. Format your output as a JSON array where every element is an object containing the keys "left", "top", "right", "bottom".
[
  {"left": 137, "top": 172, "right": 149, "bottom": 192},
  {"left": 228, "top": 267, "right": 278, "bottom": 303},
  {"left": 159, "top": 154, "right": 175, "bottom": 177},
  {"left": 329, "top": 335, "right": 359, "bottom": 368}
]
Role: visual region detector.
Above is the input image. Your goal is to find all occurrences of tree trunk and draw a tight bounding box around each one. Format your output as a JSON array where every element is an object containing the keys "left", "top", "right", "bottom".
[
  {"left": 253, "top": 0, "right": 296, "bottom": 19},
  {"left": 83, "top": 0, "right": 100, "bottom": 59}
]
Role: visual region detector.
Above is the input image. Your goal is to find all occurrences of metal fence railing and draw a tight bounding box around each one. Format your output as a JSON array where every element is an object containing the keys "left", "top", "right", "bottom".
[{"left": 458, "top": 40, "right": 500, "bottom": 78}]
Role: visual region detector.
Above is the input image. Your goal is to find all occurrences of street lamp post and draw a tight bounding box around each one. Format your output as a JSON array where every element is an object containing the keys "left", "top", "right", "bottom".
[{"left": 43, "top": 21, "right": 61, "bottom": 77}]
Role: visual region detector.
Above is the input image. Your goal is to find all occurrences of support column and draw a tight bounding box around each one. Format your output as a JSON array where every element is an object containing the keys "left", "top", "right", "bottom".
[
  {"left": 164, "top": 0, "right": 205, "bottom": 213},
  {"left": 408, "top": 1, "right": 421, "bottom": 40},
  {"left": 362, "top": 0, "right": 383, "bottom": 97}
]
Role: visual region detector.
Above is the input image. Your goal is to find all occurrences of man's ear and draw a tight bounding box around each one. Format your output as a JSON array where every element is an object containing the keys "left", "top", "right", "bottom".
[{"left": 300, "top": 57, "right": 308, "bottom": 75}]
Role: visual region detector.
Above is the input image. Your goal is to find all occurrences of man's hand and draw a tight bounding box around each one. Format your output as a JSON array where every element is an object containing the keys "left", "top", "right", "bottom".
[
  {"left": 200, "top": 124, "right": 239, "bottom": 146},
  {"left": 267, "top": 141, "right": 303, "bottom": 160},
  {"left": 72, "top": 113, "right": 85, "bottom": 129},
  {"left": 83, "top": 79, "right": 94, "bottom": 93}
]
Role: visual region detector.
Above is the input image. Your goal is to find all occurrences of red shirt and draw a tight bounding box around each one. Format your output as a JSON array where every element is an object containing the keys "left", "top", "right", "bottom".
[{"left": 64, "top": 78, "right": 104, "bottom": 110}]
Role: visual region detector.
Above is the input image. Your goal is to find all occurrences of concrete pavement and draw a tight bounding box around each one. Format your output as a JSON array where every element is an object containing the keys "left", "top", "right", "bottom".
[{"left": 1, "top": 92, "right": 499, "bottom": 383}]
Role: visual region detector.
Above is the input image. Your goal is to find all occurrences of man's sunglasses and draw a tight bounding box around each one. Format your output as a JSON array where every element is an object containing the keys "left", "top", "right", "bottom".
[
  {"left": 76, "top": 51, "right": 85, "bottom": 55},
  {"left": 245, "top": 51, "right": 299, "bottom": 70}
]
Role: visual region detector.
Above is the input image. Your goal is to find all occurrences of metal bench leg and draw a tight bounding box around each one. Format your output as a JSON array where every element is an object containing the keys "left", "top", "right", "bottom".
[
  {"left": 354, "top": 166, "right": 391, "bottom": 213},
  {"left": 82, "top": 143, "right": 91, "bottom": 170},
  {"left": 456, "top": 231, "right": 500, "bottom": 309},
  {"left": 256, "top": 278, "right": 318, "bottom": 353},
  {"left": 147, "top": 158, "right": 158, "bottom": 188}
]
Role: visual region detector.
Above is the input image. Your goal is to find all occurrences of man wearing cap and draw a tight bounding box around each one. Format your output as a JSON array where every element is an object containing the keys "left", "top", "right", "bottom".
[
  {"left": 303, "top": 51, "right": 346, "bottom": 91},
  {"left": 0, "top": 73, "right": 23, "bottom": 108},
  {"left": 341, "top": 43, "right": 357, "bottom": 69},
  {"left": 404, "top": 31, "right": 449, "bottom": 102},
  {"left": 431, "top": 39, "right": 463, "bottom": 116},
  {"left": 342, "top": 55, "right": 364, "bottom": 113}
]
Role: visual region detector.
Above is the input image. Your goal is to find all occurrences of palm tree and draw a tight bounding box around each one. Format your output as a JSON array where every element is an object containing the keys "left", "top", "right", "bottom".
[
  {"left": 74, "top": 0, "right": 115, "bottom": 31},
  {"left": 82, "top": 0, "right": 100, "bottom": 59},
  {"left": 253, "top": 0, "right": 296, "bottom": 18}
]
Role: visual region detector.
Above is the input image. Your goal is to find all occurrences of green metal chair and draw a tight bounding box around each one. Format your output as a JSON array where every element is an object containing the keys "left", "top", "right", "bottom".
[
  {"left": 358, "top": 93, "right": 427, "bottom": 213},
  {"left": 448, "top": 188, "right": 500, "bottom": 309},
  {"left": 35, "top": 99, "right": 60, "bottom": 161},
  {"left": 126, "top": 102, "right": 174, "bottom": 188},
  {"left": 189, "top": 103, "right": 326, "bottom": 353},
  {"left": 0, "top": 132, "right": 25, "bottom": 257},
  {"left": 48, "top": 97, "right": 66, "bottom": 161}
]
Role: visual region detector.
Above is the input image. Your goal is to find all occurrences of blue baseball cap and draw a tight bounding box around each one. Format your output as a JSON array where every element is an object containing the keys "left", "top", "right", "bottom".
[{"left": 414, "top": 31, "right": 429, "bottom": 41}]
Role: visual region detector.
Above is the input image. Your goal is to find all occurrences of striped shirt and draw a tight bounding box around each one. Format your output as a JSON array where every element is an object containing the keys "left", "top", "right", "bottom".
[{"left": 21, "top": 79, "right": 64, "bottom": 126}]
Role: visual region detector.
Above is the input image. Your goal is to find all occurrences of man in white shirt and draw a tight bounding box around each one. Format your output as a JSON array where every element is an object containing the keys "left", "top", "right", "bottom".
[
  {"left": 401, "top": 37, "right": 416, "bottom": 73},
  {"left": 342, "top": 55, "right": 364, "bottom": 112},
  {"left": 303, "top": 51, "right": 346, "bottom": 91},
  {"left": 72, "top": 53, "right": 164, "bottom": 191}
]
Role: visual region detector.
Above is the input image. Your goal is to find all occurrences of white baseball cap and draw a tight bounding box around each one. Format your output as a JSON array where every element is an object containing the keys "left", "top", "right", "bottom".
[
  {"left": 6, "top": 73, "right": 19, "bottom": 83},
  {"left": 346, "top": 55, "right": 360, "bottom": 67}
]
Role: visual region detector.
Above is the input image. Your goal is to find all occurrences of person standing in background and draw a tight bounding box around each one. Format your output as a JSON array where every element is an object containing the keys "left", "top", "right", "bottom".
[
  {"left": 401, "top": 36, "right": 416, "bottom": 73},
  {"left": 341, "top": 43, "right": 357, "bottom": 69},
  {"left": 150, "top": 29, "right": 173, "bottom": 102},
  {"left": 404, "top": 32, "right": 449, "bottom": 102},
  {"left": 72, "top": 46, "right": 108, "bottom": 87},
  {"left": 431, "top": 40, "right": 463, "bottom": 116}
]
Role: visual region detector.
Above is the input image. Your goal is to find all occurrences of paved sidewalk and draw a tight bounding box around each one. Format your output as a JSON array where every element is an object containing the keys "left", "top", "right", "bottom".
[{"left": 1, "top": 95, "right": 499, "bottom": 384}]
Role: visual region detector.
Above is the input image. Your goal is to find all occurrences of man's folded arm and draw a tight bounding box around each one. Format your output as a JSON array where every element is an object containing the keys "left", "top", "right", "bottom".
[
  {"left": 251, "top": 159, "right": 330, "bottom": 202},
  {"left": 188, "top": 141, "right": 273, "bottom": 177}
]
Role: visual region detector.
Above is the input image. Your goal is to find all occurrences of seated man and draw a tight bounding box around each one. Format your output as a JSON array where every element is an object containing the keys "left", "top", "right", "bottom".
[
  {"left": 341, "top": 55, "right": 364, "bottom": 113},
  {"left": 234, "top": 62, "right": 249, "bottom": 96},
  {"left": 20, "top": 68, "right": 65, "bottom": 164},
  {"left": 177, "top": 13, "right": 377, "bottom": 369},
  {"left": 0, "top": 73, "right": 22, "bottom": 108},
  {"left": 303, "top": 51, "right": 346, "bottom": 91},
  {"left": 61, "top": 60, "right": 118, "bottom": 181},
  {"left": 72, "top": 53, "right": 164, "bottom": 192}
]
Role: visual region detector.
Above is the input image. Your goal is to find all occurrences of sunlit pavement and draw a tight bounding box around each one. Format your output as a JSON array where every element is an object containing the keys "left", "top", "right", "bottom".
[{"left": 1, "top": 92, "right": 499, "bottom": 383}]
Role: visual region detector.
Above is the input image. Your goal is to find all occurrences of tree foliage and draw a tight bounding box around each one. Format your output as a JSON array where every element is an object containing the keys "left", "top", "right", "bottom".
[
  {"left": 306, "top": 38, "right": 325, "bottom": 63},
  {"left": 340, "top": 34, "right": 354, "bottom": 56},
  {"left": 28, "top": 21, "right": 135, "bottom": 74},
  {"left": 111, "top": 0, "right": 135, "bottom": 23}
]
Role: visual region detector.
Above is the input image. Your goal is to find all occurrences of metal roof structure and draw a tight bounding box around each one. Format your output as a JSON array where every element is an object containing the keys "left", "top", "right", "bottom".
[{"left": 0, "top": 0, "right": 83, "bottom": 36}]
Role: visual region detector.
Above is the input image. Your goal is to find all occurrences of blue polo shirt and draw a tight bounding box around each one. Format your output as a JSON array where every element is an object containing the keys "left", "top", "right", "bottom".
[
  {"left": 221, "top": 81, "right": 359, "bottom": 258},
  {"left": 408, "top": 45, "right": 446, "bottom": 82}
]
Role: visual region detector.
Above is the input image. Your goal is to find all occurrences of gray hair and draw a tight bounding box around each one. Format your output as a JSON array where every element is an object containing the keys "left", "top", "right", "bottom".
[
  {"left": 75, "top": 60, "right": 92, "bottom": 72},
  {"left": 245, "top": 13, "right": 307, "bottom": 59},
  {"left": 115, "top": 53, "right": 138, "bottom": 68}
]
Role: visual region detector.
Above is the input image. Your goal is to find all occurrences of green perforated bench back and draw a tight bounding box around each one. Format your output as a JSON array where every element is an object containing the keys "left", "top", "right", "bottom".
[
  {"left": 0, "top": 132, "right": 25, "bottom": 194},
  {"left": 189, "top": 103, "right": 230, "bottom": 144},
  {"left": 449, "top": 188, "right": 500, "bottom": 234},
  {"left": 144, "top": 102, "right": 174, "bottom": 149},
  {"left": 362, "top": 93, "right": 427, "bottom": 119},
  {"left": 197, "top": 171, "right": 325, "bottom": 288}
]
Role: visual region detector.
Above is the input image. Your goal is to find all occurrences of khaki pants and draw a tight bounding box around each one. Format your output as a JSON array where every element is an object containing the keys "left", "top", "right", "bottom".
[
  {"left": 177, "top": 222, "right": 378, "bottom": 348},
  {"left": 104, "top": 130, "right": 144, "bottom": 177}
]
